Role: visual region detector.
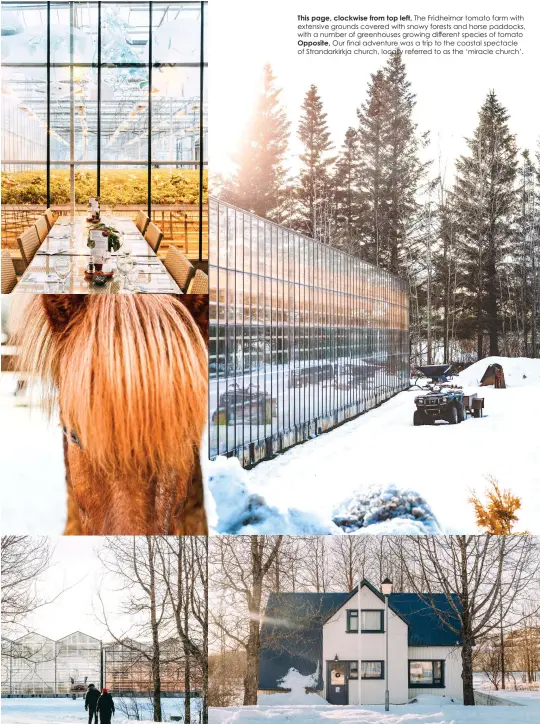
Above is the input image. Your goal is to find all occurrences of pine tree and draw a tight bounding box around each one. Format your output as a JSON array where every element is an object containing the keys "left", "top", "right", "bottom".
[
  {"left": 296, "top": 84, "right": 335, "bottom": 240},
  {"left": 356, "top": 69, "right": 387, "bottom": 266},
  {"left": 452, "top": 91, "right": 519, "bottom": 358},
  {"left": 221, "top": 64, "right": 290, "bottom": 220},
  {"left": 356, "top": 52, "right": 428, "bottom": 272},
  {"left": 333, "top": 127, "right": 365, "bottom": 254},
  {"left": 382, "top": 50, "right": 428, "bottom": 274}
]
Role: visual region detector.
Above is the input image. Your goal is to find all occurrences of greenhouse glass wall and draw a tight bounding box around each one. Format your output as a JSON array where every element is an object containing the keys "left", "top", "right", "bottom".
[
  {"left": 1, "top": 632, "right": 100, "bottom": 695},
  {"left": 1, "top": 1, "right": 208, "bottom": 260},
  {"left": 1, "top": 633, "right": 192, "bottom": 696},
  {"left": 209, "top": 198, "right": 410, "bottom": 466}
]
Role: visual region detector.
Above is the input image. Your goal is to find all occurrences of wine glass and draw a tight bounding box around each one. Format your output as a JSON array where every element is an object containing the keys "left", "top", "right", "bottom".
[
  {"left": 117, "top": 253, "right": 135, "bottom": 290},
  {"left": 120, "top": 235, "right": 132, "bottom": 256},
  {"left": 54, "top": 257, "right": 72, "bottom": 292}
]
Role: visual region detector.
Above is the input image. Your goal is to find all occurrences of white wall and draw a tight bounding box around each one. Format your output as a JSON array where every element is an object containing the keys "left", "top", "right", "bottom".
[
  {"left": 408, "top": 646, "right": 463, "bottom": 701},
  {"left": 322, "top": 586, "right": 409, "bottom": 705}
]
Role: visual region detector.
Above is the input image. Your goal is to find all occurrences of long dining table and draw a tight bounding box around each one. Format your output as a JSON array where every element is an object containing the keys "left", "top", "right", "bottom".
[{"left": 16, "top": 215, "right": 182, "bottom": 294}]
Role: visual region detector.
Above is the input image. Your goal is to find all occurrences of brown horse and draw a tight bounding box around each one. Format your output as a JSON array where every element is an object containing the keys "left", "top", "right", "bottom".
[{"left": 11, "top": 294, "right": 208, "bottom": 535}]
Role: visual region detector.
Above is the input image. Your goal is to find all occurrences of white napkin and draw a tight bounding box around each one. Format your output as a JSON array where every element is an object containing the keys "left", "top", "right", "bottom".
[{"left": 24, "top": 272, "right": 58, "bottom": 283}]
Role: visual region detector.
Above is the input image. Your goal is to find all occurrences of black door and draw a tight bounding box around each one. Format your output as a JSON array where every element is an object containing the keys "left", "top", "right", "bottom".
[{"left": 327, "top": 661, "right": 348, "bottom": 705}]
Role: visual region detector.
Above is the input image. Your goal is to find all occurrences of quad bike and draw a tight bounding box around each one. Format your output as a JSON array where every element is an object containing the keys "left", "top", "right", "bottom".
[{"left": 413, "top": 364, "right": 467, "bottom": 426}]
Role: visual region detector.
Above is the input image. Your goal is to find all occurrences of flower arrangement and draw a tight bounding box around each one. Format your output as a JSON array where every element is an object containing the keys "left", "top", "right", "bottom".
[{"left": 87, "top": 222, "right": 122, "bottom": 252}]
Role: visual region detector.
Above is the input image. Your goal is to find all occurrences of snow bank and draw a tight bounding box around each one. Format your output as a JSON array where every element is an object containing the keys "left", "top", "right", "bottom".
[
  {"left": 457, "top": 357, "right": 540, "bottom": 387},
  {"left": 206, "top": 456, "right": 440, "bottom": 535},
  {"left": 258, "top": 668, "right": 326, "bottom": 706},
  {"left": 206, "top": 456, "right": 335, "bottom": 534},
  {"left": 332, "top": 485, "right": 441, "bottom": 534}
]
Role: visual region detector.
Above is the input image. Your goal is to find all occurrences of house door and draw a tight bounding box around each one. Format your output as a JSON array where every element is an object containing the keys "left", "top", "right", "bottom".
[{"left": 327, "top": 661, "right": 348, "bottom": 705}]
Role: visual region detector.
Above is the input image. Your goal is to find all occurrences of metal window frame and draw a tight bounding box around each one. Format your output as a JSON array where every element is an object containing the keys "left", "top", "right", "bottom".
[
  {"left": 209, "top": 197, "right": 410, "bottom": 467},
  {"left": 2, "top": 0, "right": 207, "bottom": 262}
]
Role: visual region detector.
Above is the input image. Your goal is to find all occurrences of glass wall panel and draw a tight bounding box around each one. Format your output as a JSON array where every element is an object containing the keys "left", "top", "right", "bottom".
[
  {"left": 209, "top": 198, "right": 410, "bottom": 464},
  {"left": 1, "top": 1, "right": 208, "bottom": 262},
  {"left": 1, "top": 632, "right": 196, "bottom": 696}
]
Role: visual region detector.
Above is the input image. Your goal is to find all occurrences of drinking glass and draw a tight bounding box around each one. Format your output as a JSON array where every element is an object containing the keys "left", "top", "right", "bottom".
[
  {"left": 117, "top": 253, "right": 135, "bottom": 290},
  {"left": 54, "top": 257, "right": 72, "bottom": 291}
]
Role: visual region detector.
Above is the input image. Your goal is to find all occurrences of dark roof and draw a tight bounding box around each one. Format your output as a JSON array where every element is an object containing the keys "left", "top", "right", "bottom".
[
  {"left": 390, "top": 593, "right": 462, "bottom": 647},
  {"left": 259, "top": 585, "right": 463, "bottom": 690},
  {"left": 259, "top": 592, "right": 350, "bottom": 690}
]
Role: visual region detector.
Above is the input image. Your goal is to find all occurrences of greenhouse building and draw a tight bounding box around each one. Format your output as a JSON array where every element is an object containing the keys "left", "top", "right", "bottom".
[
  {"left": 1, "top": 632, "right": 192, "bottom": 696},
  {"left": 209, "top": 198, "right": 410, "bottom": 466}
]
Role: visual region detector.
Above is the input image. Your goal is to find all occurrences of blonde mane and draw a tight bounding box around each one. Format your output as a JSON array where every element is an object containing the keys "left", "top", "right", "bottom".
[{"left": 12, "top": 295, "right": 207, "bottom": 484}]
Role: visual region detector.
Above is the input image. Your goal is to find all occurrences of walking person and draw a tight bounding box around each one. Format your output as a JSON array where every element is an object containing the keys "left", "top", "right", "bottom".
[
  {"left": 96, "top": 688, "right": 115, "bottom": 724},
  {"left": 84, "top": 683, "right": 100, "bottom": 724}
]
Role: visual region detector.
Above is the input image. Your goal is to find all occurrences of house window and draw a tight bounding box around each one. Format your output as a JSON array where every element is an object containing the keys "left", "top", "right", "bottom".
[
  {"left": 409, "top": 660, "right": 445, "bottom": 687},
  {"left": 349, "top": 662, "right": 359, "bottom": 679},
  {"left": 361, "top": 661, "right": 384, "bottom": 680},
  {"left": 346, "top": 610, "right": 359, "bottom": 633},
  {"left": 361, "top": 610, "right": 384, "bottom": 633}
]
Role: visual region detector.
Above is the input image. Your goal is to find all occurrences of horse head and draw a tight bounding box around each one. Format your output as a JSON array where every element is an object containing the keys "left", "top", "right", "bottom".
[{"left": 12, "top": 294, "right": 208, "bottom": 535}]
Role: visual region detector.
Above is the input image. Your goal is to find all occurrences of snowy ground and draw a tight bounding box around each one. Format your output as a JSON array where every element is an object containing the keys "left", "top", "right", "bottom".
[
  {"left": 207, "top": 357, "right": 540, "bottom": 535},
  {"left": 1, "top": 697, "right": 201, "bottom": 723},
  {"left": 209, "top": 697, "right": 538, "bottom": 724},
  {"left": 209, "top": 668, "right": 540, "bottom": 723},
  {"left": 0, "top": 374, "right": 66, "bottom": 534},
  {"left": 209, "top": 670, "right": 539, "bottom": 724}
]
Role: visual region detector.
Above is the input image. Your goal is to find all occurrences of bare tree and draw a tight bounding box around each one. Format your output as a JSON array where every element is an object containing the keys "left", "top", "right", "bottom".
[
  {"left": 156, "top": 537, "right": 208, "bottom": 724},
  {"left": 1, "top": 536, "right": 54, "bottom": 638},
  {"left": 295, "top": 537, "right": 332, "bottom": 592},
  {"left": 330, "top": 538, "right": 368, "bottom": 592},
  {"left": 393, "top": 535, "right": 540, "bottom": 705},
  {"left": 98, "top": 537, "right": 170, "bottom": 722},
  {"left": 209, "top": 536, "right": 282, "bottom": 705}
]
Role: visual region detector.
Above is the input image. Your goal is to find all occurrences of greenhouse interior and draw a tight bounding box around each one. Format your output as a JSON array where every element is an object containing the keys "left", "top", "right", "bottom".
[
  {"left": 1, "top": 1, "right": 208, "bottom": 271},
  {"left": 1, "top": 632, "right": 198, "bottom": 696},
  {"left": 209, "top": 198, "right": 410, "bottom": 466}
]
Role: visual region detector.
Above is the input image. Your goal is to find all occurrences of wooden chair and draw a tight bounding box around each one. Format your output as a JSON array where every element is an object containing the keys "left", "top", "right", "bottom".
[
  {"left": 17, "top": 226, "right": 41, "bottom": 268},
  {"left": 164, "top": 246, "right": 194, "bottom": 293},
  {"left": 34, "top": 215, "right": 49, "bottom": 243},
  {"left": 1, "top": 249, "right": 18, "bottom": 293},
  {"left": 186, "top": 269, "right": 208, "bottom": 294},
  {"left": 144, "top": 221, "right": 164, "bottom": 254},
  {"left": 44, "top": 208, "right": 56, "bottom": 230},
  {"left": 135, "top": 210, "right": 150, "bottom": 235}
]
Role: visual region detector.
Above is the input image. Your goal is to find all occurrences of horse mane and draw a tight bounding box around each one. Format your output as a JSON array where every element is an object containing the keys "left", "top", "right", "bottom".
[{"left": 11, "top": 295, "right": 207, "bottom": 481}]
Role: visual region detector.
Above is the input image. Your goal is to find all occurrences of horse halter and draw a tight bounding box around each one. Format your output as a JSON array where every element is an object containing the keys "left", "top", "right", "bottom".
[{"left": 62, "top": 426, "right": 83, "bottom": 450}]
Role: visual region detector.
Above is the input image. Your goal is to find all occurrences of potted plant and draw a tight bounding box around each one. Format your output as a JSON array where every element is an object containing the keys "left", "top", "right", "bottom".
[{"left": 87, "top": 222, "right": 122, "bottom": 252}]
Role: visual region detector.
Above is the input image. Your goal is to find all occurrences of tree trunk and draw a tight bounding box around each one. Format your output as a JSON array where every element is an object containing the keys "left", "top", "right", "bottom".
[
  {"left": 184, "top": 647, "right": 191, "bottom": 724},
  {"left": 147, "top": 539, "right": 162, "bottom": 722},
  {"left": 243, "top": 617, "right": 261, "bottom": 705},
  {"left": 461, "top": 640, "right": 475, "bottom": 705}
]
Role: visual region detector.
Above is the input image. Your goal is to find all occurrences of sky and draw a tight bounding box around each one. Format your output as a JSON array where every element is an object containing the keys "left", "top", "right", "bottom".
[
  {"left": 209, "top": 0, "right": 539, "bottom": 181},
  {"left": 19, "top": 537, "right": 132, "bottom": 642}
]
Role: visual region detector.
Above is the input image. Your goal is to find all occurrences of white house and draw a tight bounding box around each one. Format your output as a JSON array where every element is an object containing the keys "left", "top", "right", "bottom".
[{"left": 259, "top": 579, "right": 464, "bottom": 705}]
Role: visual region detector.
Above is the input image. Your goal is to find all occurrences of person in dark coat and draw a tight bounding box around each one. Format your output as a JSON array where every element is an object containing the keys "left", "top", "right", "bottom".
[
  {"left": 96, "top": 688, "right": 115, "bottom": 724},
  {"left": 84, "top": 684, "right": 101, "bottom": 724}
]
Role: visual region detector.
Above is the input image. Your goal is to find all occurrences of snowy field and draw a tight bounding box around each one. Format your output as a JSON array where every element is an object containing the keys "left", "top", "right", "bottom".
[
  {"left": 1, "top": 697, "right": 201, "bottom": 724},
  {"left": 207, "top": 357, "right": 540, "bottom": 535}
]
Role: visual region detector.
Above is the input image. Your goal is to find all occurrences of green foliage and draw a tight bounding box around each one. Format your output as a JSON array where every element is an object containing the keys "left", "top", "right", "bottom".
[{"left": 1, "top": 169, "right": 208, "bottom": 205}]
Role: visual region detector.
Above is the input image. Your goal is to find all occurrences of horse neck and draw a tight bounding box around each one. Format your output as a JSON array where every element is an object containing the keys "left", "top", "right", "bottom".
[{"left": 66, "top": 450, "right": 201, "bottom": 535}]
